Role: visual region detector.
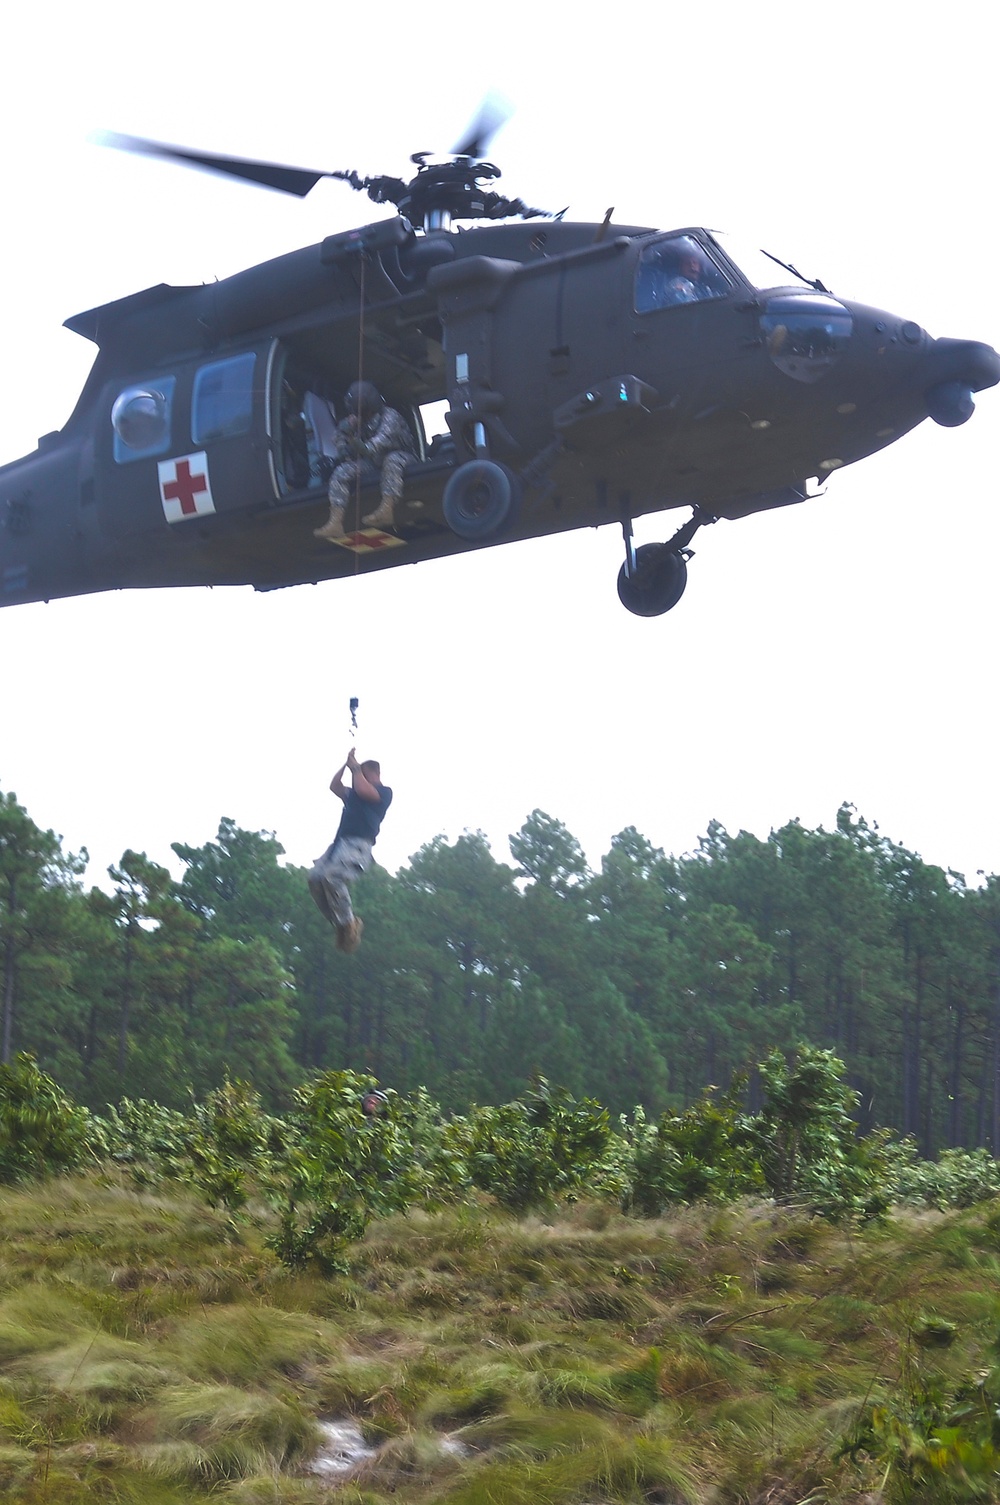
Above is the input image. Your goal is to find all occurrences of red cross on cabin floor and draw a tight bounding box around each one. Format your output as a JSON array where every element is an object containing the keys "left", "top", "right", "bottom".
[
  {"left": 344, "top": 530, "right": 396, "bottom": 549},
  {"left": 163, "top": 459, "right": 208, "bottom": 515}
]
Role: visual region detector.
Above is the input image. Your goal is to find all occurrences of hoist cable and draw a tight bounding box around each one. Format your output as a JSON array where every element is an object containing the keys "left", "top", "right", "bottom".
[{"left": 351, "top": 253, "right": 367, "bottom": 575}]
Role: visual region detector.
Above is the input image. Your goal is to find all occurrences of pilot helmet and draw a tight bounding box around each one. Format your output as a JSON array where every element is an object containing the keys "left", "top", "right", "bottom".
[
  {"left": 345, "top": 381, "right": 384, "bottom": 419},
  {"left": 672, "top": 239, "right": 704, "bottom": 271}
]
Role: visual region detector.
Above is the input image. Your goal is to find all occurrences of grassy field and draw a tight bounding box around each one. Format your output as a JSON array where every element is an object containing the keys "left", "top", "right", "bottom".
[{"left": 1, "top": 1174, "right": 999, "bottom": 1503}]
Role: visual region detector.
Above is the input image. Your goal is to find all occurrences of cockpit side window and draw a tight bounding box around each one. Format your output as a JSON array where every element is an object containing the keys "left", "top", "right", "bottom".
[{"left": 635, "top": 235, "right": 731, "bottom": 313}]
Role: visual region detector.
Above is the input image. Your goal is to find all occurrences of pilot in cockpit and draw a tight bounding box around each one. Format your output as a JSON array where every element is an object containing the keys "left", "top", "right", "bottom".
[
  {"left": 664, "top": 244, "right": 713, "bottom": 304},
  {"left": 634, "top": 236, "right": 725, "bottom": 314}
]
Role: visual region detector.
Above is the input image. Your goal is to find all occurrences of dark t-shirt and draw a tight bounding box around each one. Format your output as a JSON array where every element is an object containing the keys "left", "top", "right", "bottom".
[{"left": 335, "top": 783, "right": 393, "bottom": 846}]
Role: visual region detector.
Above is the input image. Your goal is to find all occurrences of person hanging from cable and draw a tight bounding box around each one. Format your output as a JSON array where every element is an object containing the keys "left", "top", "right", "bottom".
[
  {"left": 313, "top": 381, "right": 417, "bottom": 541},
  {"left": 307, "top": 748, "right": 392, "bottom": 952}
]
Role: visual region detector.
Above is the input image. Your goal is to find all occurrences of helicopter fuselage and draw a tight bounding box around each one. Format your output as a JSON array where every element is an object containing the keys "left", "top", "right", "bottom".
[{"left": 2, "top": 215, "right": 997, "bottom": 610}]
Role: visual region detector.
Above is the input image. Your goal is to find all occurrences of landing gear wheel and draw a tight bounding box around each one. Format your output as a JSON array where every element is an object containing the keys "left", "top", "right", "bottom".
[
  {"left": 617, "top": 543, "right": 688, "bottom": 616},
  {"left": 443, "top": 460, "right": 520, "bottom": 540}
]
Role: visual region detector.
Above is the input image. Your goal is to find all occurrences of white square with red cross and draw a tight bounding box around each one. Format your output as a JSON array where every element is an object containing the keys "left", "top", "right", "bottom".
[{"left": 157, "top": 454, "right": 216, "bottom": 524}]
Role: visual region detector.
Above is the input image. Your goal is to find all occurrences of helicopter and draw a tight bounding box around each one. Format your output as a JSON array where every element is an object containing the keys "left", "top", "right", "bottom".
[{"left": 2, "top": 114, "right": 998, "bottom": 617}]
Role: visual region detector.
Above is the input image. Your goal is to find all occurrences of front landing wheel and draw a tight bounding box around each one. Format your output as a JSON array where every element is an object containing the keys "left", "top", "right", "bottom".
[
  {"left": 443, "top": 460, "right": 520, "bottom": 540},
  {"left": 617, "top": 544, "right": 688, "bottom": 616}
]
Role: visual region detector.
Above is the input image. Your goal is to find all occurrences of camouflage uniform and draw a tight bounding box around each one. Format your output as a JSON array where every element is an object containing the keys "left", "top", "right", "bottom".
[
  {"left": 307, "top": 775, "right": 392, "bottom": 954},
  {"left": 315, "top": 401, "right": 417, "bottom": 539},
  {"left": 307, "top": 835, "right": 374, "bottom": 929}
]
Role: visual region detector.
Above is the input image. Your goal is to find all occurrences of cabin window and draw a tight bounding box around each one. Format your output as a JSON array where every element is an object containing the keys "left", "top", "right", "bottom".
[
  {"left": 417, "top": 398, "right": 452, "bottom": 459},
  {"left": 192, "top": 353, "right": 256, "bottom": 444},
  {"left": 634, "top": 236, "right": 731, "bottom": 313},
  {"left": 111, "top": 378, "right": 176, "bottom": 462}
]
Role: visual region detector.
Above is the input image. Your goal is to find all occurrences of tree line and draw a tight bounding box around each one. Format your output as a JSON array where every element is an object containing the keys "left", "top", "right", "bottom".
[{"left": 3, "top": 785, "right": 1000, "bottom": 1154}]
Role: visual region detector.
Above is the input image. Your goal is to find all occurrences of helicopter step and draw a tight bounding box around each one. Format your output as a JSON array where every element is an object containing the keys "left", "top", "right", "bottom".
[{"left": 617, "top": 503, "right": 716, "bottom": 617}]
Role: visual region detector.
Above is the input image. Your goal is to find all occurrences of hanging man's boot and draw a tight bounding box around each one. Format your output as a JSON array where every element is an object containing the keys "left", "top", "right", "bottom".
[
  {"left": 314, "top": 507, "right": 346, "bottom": 541},
  {"left": 337, "top": 917, "right": 364, "bottom": 954},
  {"left": 362, "top": 496, "right": 395, "bottom": 530}
]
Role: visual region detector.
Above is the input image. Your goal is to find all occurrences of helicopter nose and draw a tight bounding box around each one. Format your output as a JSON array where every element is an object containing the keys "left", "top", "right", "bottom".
[{"left": 919, "top": 336, "right": 1000, "bottom": 427}]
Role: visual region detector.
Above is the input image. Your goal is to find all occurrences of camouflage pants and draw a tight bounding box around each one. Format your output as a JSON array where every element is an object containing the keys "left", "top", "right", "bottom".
[
  {"left": 307, "top": 836, "right": 374, "bottom": 929},
  {"left": 327, "top": 452, "right": 411, "bottom": 511}
]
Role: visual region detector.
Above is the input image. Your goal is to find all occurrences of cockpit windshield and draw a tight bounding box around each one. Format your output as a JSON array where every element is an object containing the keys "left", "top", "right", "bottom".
[{"left": 709, "top": 232, "right": 818, "bottom": 293}]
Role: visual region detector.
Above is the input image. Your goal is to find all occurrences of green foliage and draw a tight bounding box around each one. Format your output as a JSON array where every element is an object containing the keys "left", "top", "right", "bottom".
[
  {"left": 94, "top": 1080, "right": 285, "bottom": 1209},
  {"left": 747, "top": 1044, "right": 893, "bottom": 1222},
  {"left": 0, "top": 1053, "right": 91, "bottom": 1183},
  {"left": 449, "top": 1078, "right": 610, "bottom": 1212},
  {"left": 10, "top": 778, "right": 1000, "bottom": 1171},
  {"left": 842, "top": 1359, "right": 1000, "bottom": 1502},
  {"left": 600, "top": 1047, "right": 896, "bottom": 1226},
  {"left": 614, "top": 1085, "right": 763, "bottom": 1216},
  {"left": 888, "top": 1140, "right": 1000, "bottom": 1209},
  {"left": 185, "top": 1078, "right": 287, "bottom": 1209},
  {"left": 172, "top": 817, "right": 299, "bottom": 955},
  {"left": 394, "top": 1084, "right": 469, "bottom": 1203},
  {"left": 510, "top": 809, "right": 590, "bottom": 895},
  {"left": 0, "top": 789, "right": 87, "bottom": 1083},
  {"left": 266, "top": 1069, "right": 420, "bottom": 1272},
  {"left": 93, "top": 1097, "right": 193, "bottom": 1184}
]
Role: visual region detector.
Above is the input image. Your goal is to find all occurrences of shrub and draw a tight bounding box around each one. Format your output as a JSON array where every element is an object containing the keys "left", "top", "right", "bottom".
[
  {"left": 396, "top": 1085, "right": 469, "bottom": 1205},
  {"left": 0, "top": 1053, "right": 91, "bottom": 1184},
  {"left": 185, "top": 1079, "right": 286, "bottom": 1210},
  {"left": 265, "top": 1070, "right": 419, "bottom": 1272},
  {"left": 605, "top": 1047, "right": 894, "bottom": 1225},
  {"left": 887, "top": 1140, "right": 1000, "bottom": 1210},
  {"left": 448, "top": 1078, "right": 610, "bottom": 1213},
  {"left": 745, "top": 1046, "right": 892, "bottom": 1223},
  {"left": 609, "top": 1085, "right": 764, "bottom": 1218},
  {"left": 840, "top": 1360, "right": 1000, "bottom": 1502},
  {"left": 93, "top": 1097, "right": 192, "bottom": 1186},
  {"left": 94, "top": 1080, "right": 285, "bottom": 1209}
]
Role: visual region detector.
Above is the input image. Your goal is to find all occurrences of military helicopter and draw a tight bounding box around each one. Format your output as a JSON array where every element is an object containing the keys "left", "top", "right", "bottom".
[{"left": 2, "top": 111, "right": 998, "bottom": 616}]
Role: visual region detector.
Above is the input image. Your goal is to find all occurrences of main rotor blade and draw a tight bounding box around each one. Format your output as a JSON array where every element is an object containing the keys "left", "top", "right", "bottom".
[
  {"left": 452, "top": 94, "right": 512, "bottom": 160},
  {"left": 98, "top": 133, "right": 329, "bottom": 197}
]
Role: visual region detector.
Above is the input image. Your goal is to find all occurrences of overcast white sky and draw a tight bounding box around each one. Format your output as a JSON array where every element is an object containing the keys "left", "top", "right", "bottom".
[{"left": 1, "top": 2, "right": 997, "bottom": 891}]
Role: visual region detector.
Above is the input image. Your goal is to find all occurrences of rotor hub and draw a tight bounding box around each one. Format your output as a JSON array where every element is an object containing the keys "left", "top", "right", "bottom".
[{"left": 399, "top": 158, "right": 505, "bottom": 230}]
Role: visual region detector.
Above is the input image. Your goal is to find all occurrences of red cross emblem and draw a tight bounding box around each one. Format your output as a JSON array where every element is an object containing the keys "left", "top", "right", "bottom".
[
  {"left": 157, "top": 453, "right": 215, "bottom": 523},
  {"left": 333, "top": 528, "right": 405, "bottom": 554}
]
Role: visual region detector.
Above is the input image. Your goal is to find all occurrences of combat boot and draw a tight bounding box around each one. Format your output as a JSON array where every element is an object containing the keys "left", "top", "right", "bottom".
[
  {"left": 362, "top": 497, "right": 395, "bottom": 530},
  {"left": 314, "top": 508, "right": 346, "bottom": 541},
  {"left": 340, "top": 917, "right": 364, "bottom": 954}
]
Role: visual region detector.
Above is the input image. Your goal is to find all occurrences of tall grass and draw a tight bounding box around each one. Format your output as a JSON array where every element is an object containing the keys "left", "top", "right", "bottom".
[{"left": 1, "top": 1173, "right": 999, "bottom": 1501}]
